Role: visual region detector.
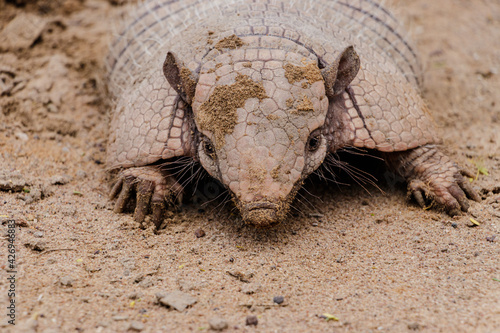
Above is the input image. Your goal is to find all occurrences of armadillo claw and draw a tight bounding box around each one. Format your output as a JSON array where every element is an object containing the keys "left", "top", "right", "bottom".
[
  {"left": 408, "top": 178, "right": 463, "bottom": 216},
  {"left": 386, "top": 145, "right": 481, "bottom": 216},
  {"left": 109, "top": 166, "right": 183, "bottom": 229},
  {"left": 407, "top": 167, "right": 479, "bottom": 216}
]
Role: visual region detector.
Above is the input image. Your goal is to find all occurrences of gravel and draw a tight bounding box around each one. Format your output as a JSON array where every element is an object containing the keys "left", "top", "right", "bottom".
[
  {"left": 157, "top": 290, "right": 198, "bottom": 311},
  {"left": 209, "top": 317, "right": 228, "bottom": 331},
  {"left": 245, "top": 315, "right": 258, "bottom": 326},
  {"left": 273, "top": 295, "right": 285, "bottom": 304}
]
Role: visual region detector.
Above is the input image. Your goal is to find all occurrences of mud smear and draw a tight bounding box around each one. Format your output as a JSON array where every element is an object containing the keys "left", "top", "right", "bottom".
[
  {"left": 296, "top": 95, "right": 314, "bottom": 112},
  {"left": 198, "top": 73, "right": 267, "bottom": 147},
  {"left": 180, "top": 67, "right": 196, "bottom": 101},
  {"left": 284, "top": 61, "right": 323, "bottom": 85},
  {"left": 214, "top": 34, "right": 244, "bottom": 51}
]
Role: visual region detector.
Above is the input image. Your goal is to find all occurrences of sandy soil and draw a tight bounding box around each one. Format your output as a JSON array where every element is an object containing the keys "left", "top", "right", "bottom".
[{"left": 0, "top": 0, "right": 499, "bottom": 332}]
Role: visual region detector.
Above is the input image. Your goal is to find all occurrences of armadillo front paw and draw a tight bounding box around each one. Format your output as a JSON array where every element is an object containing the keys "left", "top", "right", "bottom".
[
  {"left": 110, "top": 166, "right": 183, "bottom": 229},
  {"left": 407, "top": 166, "right": 480, "bottom": 216}
]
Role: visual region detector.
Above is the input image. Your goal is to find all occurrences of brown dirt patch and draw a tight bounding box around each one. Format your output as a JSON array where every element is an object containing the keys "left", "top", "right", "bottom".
[
  {"left": 198, "top": 73, "right": 267, "bottom": 147},
  {"left": 296, "top": 95, "right": 314, "bottom": 112},
  {"left": 214, "top": 34, "right": 244, "bottom": 51},
  {"left": 284, "top": 60, "right": 323, "bottom": 85},
  {"left": 179, "top": 67, "right": 196, "bottom": 102}
]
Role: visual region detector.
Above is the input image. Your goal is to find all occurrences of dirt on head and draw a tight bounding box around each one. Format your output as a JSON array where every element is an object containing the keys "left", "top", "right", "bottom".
[
  {"left": 197, "top": 73, "right": 267, "bottom": 147},
  {"left": 284, "top": 60, "right": 324, "bottom": 86},
  {"left": 180, "top": 67, "right": 196, "bottom": 101},
  {"left": 296, "top": 95, "right": 314, "bottom": 112},
  {"left": 214, "top": 34, "right": 244, "bottom": 51}
]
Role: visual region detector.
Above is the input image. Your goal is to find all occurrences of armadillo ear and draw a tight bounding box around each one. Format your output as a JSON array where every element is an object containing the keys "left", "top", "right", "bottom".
[
  {"left": 163, "top": 52, "right": 197, "bottom": 104},
  {"left": 322, "top": 46, "right": 360, "bottom": 98}
]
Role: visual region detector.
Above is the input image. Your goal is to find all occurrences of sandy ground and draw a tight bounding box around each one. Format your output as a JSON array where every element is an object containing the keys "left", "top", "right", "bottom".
[{"left": 0, "top": 0, "right": 499, "bottom": 332}]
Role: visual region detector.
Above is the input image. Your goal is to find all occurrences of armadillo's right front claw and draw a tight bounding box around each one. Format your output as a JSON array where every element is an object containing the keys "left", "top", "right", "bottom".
[
  {"left": 112, "top": 177, "right": 133, "bottom": 213},
  {"left": 134, "top": 180, "right": 154, "bottom": 223},
  {"left": 151, "top": 194, "right": 166, "bottom": 230},
  {"left": 109, "top": 166, "right": 184, "bottom": 229}
]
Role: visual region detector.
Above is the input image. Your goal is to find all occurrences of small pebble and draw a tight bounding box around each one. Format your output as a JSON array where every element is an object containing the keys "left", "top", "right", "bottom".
[
  {"left": 209, "top": 317, "right": 228, "bottom": 331},
  {"left": 24, "top": 240, "right": 46, "bottom": 251},
  {"left": 128, "top": 321, "right": 144, "bottom": 331},
  {"left": 408, "top": 322, "right": 422, "bottom": 330},
  {"left": 60, "top": 276, "right": 74, "bottom": 287},
  {"left": 486, "top": 235, "right": 496, "bottom": 242},
  {"left": 33, "top": 231, "right": 44, "bottom": 238},
  {"left": 14, "top": 131, "right": 29, "bottom": 141},
  {"left": 138, "top": 277, "right": 153, "bottom": 288},
  {"left": 226, "top": 270, "right": 254, "bottom": 282},
  {"left": 245, "top": 315, "right": 258, "bottom": 326},
  {"left": 241, "top": 283, "right": 261, "bottom": 295},
  {"left": 26, "top": 187, "right": 43, "bottom": 204},
  {"left": 157, "top": 290, "right": 197, "bottom": 311},
  {"left": 273, "top": 295, "right": 284, "bottom": 304},
  {"left": 451, "top": 222, "right": 458, "bottom": 228},
  {"left": 112, "top": 315, "right": 129, "bottom": 321},
  {"left": 76, "top": 170, "right": 87, "bottom": 179},
  {"left": 17, "top": 219, "right": 30, "bottom": 227},
  {"left": 47, "top": 103, "right": 59, "bottom": 113},
  {"left": 128, "top": 292, "right": 143, "bottom": 300},
  {"left": 50, "top": 174, "right": 71, "bottom": 185},
  {"left": 194, "top": 228, "right": 206, "bottom": 238}
]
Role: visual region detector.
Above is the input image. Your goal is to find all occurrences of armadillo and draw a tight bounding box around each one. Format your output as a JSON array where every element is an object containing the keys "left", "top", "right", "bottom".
[{"left": 106, "top": 0, "right": 480, "bottom": 228}]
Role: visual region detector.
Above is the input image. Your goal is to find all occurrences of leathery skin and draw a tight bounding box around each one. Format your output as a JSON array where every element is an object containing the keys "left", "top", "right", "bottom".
[{"left": 106, "top": 0, "right": 479, "bottom": 228}]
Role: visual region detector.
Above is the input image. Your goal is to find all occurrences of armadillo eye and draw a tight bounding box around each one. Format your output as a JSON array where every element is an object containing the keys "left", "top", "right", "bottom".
[
  {"left": 307, "top": 134, "right": 321, "bottom": 152},
  {"left": 203, "top": 139, "right": 216, "bottom": 159}
]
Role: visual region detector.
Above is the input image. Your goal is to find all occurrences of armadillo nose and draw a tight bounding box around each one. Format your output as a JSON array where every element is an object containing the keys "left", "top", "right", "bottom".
[
  {"left": 247, "top": 202, "right": 278, "bottom": 210},
  {"left": 241, "top": 202, "right": 282, "bottom": 227}
]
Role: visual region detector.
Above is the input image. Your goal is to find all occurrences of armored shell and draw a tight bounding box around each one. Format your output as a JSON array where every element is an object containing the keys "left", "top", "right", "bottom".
[
  {"left": 106, "top": 0, "right": 477, "bottom": 226},
  {"left": 107, "top": 0, "right": 437, "bottom": 169}
]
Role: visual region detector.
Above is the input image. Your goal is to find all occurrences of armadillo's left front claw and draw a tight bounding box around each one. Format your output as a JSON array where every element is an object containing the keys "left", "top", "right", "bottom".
[
  {"left": 457, "top": 169, "right": 481, "bottom": 203},
  {"left": 387, "top": 145, "right": 481, "bottom": 216},
  {"left": 408, "top": 175, "right": 469, "bottom": 216}
]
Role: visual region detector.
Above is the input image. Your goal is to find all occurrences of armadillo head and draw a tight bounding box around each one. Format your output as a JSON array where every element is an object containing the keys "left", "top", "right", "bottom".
[{"left": 164, "top": 46, "right": 359, "bottom": 226}]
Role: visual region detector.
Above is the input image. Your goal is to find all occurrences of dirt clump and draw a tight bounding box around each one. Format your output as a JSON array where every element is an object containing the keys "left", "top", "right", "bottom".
[
  {"left": 214, "top": 34, "right": 244, "bottom": 51},
  {"left": 284, "top": 61, "right": 323, "bottom": 85},
  {"left": 296, "top": 95, "right": 314, "bottom": 112},
  {"left": 180, "top": 67, "right": 196, "bottom": 101},
  {"left": 198, "top": 73, "right": 267, "bottom": 147}
]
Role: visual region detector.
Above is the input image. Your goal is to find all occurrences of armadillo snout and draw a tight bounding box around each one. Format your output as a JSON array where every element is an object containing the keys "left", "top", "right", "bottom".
[{"left": 240, "top": 201, "right": 286, "bottom": 227}]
